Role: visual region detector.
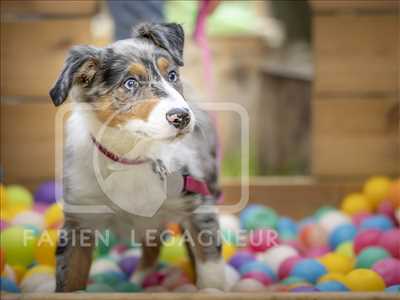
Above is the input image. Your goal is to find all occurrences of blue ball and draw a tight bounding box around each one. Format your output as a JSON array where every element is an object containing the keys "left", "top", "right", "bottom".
[
  {"left": 239, "top": 261, "right": 276, "bottom": 281},
  {"left": 290, "top": 259, "right": 327, "bottom": 284},
  {"left": 0, "top": 277, "right": 20, "bottom": 293},
  {"left": 277, "top": 217, "right": 298, "bottom": 235},
  {"left": 316, "top": 281, "right": 349, "bottom": 292},
  {"left": 329, "top": 223, "right": 357, "bottom": 249},
  {"left": 385, "top": 285, "right": 400, "bottom": 293},
  {"left": 360, "top": 215, "right": 394, "bottom": 231}
]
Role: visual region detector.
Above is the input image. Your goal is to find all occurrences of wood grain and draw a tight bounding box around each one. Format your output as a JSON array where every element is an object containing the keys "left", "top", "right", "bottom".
[{"left": 309, "top": 0, "right": 399, "bottom": 11}]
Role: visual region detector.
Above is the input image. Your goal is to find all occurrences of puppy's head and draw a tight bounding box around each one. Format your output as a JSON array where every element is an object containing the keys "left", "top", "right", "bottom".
[{"left": 50, "top": 23, "right": 194, "bottom": 140}]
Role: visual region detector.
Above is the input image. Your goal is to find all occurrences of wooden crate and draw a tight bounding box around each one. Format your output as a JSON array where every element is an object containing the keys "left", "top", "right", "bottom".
[
  {"left": 0, "top": 18, "right": 92, "bottom": 97},
  {"left": 309, "top": 0, "right": 399, "bottom": 11},
  {"left": 0, "top": 0, "right": 97, "bottom": 17}
]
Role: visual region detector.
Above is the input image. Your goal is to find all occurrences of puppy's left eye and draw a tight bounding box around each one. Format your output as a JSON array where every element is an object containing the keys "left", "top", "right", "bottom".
[
  {"left": 124, "top": 78, "right": 139, "bottom": 90},
  {"left": 168, "top": 70, "right": 178, "bottom": 82}
]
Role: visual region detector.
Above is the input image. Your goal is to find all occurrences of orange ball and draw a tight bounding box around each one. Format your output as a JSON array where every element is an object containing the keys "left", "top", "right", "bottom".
[
  {"left": 388, "top": 179, "right": 400, "bottom": 208},
  {"left": 0, "top": 248, "right": 5, "bottom": 273}
]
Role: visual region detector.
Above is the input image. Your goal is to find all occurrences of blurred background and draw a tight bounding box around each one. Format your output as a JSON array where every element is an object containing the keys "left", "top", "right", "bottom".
[{"left": 1, "top": 0, "right": 399, "bottom": 216}]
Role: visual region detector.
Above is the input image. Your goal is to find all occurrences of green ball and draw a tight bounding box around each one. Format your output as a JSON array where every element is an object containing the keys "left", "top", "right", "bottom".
[
  {"left": 86, "top": 283, "right": 114, "bottom": 292},
  {"left": 244, "top": 207, "right": 278, "bottom": 230},
  {"left": 90, "top": 272, "right": 124, "bottom": 287},
  {"left": 114, "top": 282, "right": 142, "bottom": 293},
  {"left": 314, "top": 206, "right": 336, "bottom": 220},
  {"left": 96, "top": 230, "right": 118, "bottom": 256},
  {"left": 279, "top": 230, "right": 297, "bottom": 241},
  {"left": 6, "top": 185, "right": 33, "bottom": 208},
  {"left": 281, "top": 276, "right": 308, "bottom": 285},
  {"left": 356, "top": 246, "right": 391, "bottom": 269},
  {"left": 0, "top": 226, "right": 37, "bottom": 266},
  {"left": 159, "top": 237, "right": 188, "bottom": 264}
]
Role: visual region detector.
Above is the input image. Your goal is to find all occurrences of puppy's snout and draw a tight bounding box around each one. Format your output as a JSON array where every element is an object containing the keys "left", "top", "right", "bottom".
[{"left": 166, "top": 108, "right": 191, "bottom": 129}]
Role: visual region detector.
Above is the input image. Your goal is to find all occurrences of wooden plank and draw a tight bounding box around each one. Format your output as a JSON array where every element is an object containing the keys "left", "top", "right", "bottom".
[
  {"left": 0, "top": 19, "right": 92, "bottom": 97},
  {"left": 2, "top": 292, "right": 398, "bottom": 300},
  {"left": 309, "top": 0, "right": 399, "bottom": 12},
  {"left": 313, "top": 14, "right": 399, "bottom": 94},
  {"left": 0, "top": 0, "right": 97, "bottom": 17}
]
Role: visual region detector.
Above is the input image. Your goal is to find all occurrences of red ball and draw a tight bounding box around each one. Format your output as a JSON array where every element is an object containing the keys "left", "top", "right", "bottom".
[
  {"left": 248, "top": 229, "right": 279, "bottom": 252},
  {"left": 378, "top": 229, "right": 400, "bottom": 258},
  {"left": 142, "top": 271, "right": 166, "bottom": 288},
  {"left": 372, "top": 258, "right": 400, "bottom": 286},
  {"left": 354, "top": 229, "right": 383, "bottom": 254},
  {"left": 278, "top": 256, "right": 302, "bottom": 280},
  {"left": 242, "top": 271, "right": 273, "bottom": 286}
]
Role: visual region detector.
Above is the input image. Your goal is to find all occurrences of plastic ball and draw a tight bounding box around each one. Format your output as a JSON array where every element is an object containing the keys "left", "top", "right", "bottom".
[
  {"left": 319, "top": 211, "right": 351, "bottom": 234},
  {"left": 0, "top": 184, "right": 8, "bottom": 210},
  {"left": 12, "top": 265, "right": 27, "bottom": 284},
  {"left": 242, "top": 206, "right": 278, "bottom": 230},
  {"left": 385, "top": 284, "right": 400, "bottom": 292},
  {"left": 86, "top": 282, "right": 114, "bottom": 292},
  {"left": 306, "top": 246, "right": 330, "bottom": 258},
  {"left": 44, "top": 203, "right": 64, "bottom": 228},
  {"left": 352, "top": 212, "right": 372, "bottom": 227},
  {"left": 34, "top": 181, "right": 60, "bottom": 204},
  {"left": 222, "top": 243, "right": 236, "bottom": 261},
  {"left": 388, "top": 179, "right": 400, "bottom": 207},
  {"left": 231, "top": 278, "right": 266, "bottom": 292},
  {"left": 0, "top": 226, "right": 37, "bottom": 266},
  {"left": 1, "top": 205, "right": 30, "bottom": 222},
  {"left": 20, "top": 266, "right": 55, "bottom": 293},
  {"left": 224, "top": 264, "right": 240, "bottom": 290},
  {"left": 159, "top": 237, "right": 188, "bottom": 265},
  {"left": 377, "top": 200, "right": 396, "bottom": 223},
  {"left": 353, "top": 228, "right": 383, "bottom": 254},
  {"left": 276, "top": 217, "right": 298, "bottom": 234},
  {"left": 328, "top": 223, "right": 357, "bottom": 250},
  {"left": 6, "top": 185, "right": 33, "bottom": 209},
  {"left": 248, "top": 228, "right": 279, "bottom": 252},
  {"left": 0, "top": 277, "right": 20, "bottom": 293},
  {"left": 90, "top": 258, "right": 121, "bottom": 276},
  {"left": 258, "top": 245, "right": 298, "bottom": 274},
  {"left": 341, "top": 193, "right": 371, "bottom": 216},
  {"left": 2, "top": 264, "right": 17, "bottom": 282},
  {"left": 345, "top": 269, "right": 385, "bottom": 291},
  {"left": 11, "top": 211, "right": 44, "bottom": 231},
  {"left": 278, "top": 256, "right": 302, "bottom": 280},
  {"left": 118, "top": 255, "right": 139, "bottom": 277},
  {"left": 335, "top": 241, "right": 355, "bottom": 258},
  {"left": 377, "top": 229, "right": 400, "bottom": 258},
  {"left": 219, "top": 214, "right": 241, "bottom": 245},
  {"left": 315, "top": 280, "right": 349, "bottom": 292},
  {"left": 228, "top": 251, "right": 255, "bottom": 270},
  {"left": 242, "top": 271, "right": 273, "bottom": 286},
  {"left": 314, "top": 206, "right": 336, "bottom": 221},
  {"left": 290, "top": 259, "right": 327, "bottom": 284},
  {"left": 360, "top": 214, "right": 394, "bottom": 231},
  {"left": 318, "top": 272, "right": 348, "bottom": 285},
  {"left": 356, "top": 246, "right": 391, "bottom": 269},
  {"left": 239, "top": 261, "right": 275, "bottom": 281},
  {"left": 299, "top": 224, "right": 327, "bottom": 248},
  {"left": 177, "top": 260, "right": 194, "bottom": 283},
  {"left": 363, "top": 176, "right": 392, "bottom": 208},
  {"left": 23, "top": 265, "right": 55, "bottom": 279},
  {"left": 90, "top": 271, "right": 126, "bottom": 287},
  {"left": 319, "top": 253, "right": 354, "bottom": 274},
  {"left": 142, "top": 271, "right": 166, "bottom": 288},
  {"left": 372, "top": 258, "right": 400, "bottom": 286}
]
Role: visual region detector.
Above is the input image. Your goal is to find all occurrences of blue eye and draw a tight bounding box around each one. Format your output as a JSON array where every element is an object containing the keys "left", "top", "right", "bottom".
[
  {"left": 124, "top": 78, "right": 139, "bottom": 90},
  {"left": 168, "top": 70, "right": 178, "bottom": 82}
]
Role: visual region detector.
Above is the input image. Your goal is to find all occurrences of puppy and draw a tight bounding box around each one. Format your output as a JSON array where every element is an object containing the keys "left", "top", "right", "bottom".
[{"left": 49, "top": 23, "right": 225, "bottom": 292}]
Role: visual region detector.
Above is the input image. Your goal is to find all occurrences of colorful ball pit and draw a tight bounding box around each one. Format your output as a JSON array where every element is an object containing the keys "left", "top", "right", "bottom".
[{"left": 0, "top": 177, "right": 399, "bottom": 294}]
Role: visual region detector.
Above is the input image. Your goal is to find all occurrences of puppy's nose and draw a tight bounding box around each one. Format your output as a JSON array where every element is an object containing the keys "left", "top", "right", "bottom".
[{"left": 166, "top": 108, "right": 190, "bottom": 129}]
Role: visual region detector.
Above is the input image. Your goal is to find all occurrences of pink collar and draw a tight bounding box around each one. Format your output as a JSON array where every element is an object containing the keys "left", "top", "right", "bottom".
[{"left": 91, "top": 135, "right": 210, "bottom": 196}]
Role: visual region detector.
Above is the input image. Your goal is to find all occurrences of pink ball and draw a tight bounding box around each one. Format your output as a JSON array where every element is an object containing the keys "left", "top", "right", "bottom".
[
  {"left": 0, "top": 219, "right": 8, "bottom": 230},
  {"left": 242, "top": 271, "right": 273, "bottom": 286},
  {"left": 33, "top": 202, "right": 50, "bottom": 214},
  {"left": 372, "top": 258, "right": 400, "bottom": 286},
  {"left": 352, "top": 212, "right": 372, "bottom": 227},
  {"left": 278, "top": 256, "right": 302, "bottom": 280},
  {"left": 354, "top": 229, "right": 383, "bottom": 254},
  {"left": 248, "top": 229, "right": 279, "bottom": 252},
  {"left": 378, "top": 229, "right": 400, "bottom": 258},
  {"left": 142, "top": 271, "right": 166, "bottom": 288},
  {"left": 306, "top": 246, "right": 330, "bottom": 258},
  {"left": 377, "top": 201, "right": 397, "bottom": 224}
]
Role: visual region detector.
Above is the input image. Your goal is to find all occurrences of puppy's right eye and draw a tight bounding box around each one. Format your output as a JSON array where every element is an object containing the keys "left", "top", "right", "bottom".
[{"left": 124, "top": 78, "right": 139, "bottom": 91}]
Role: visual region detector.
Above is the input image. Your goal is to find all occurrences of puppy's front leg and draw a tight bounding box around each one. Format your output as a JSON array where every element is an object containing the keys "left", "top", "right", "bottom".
[
  {"left": 183, "top": 212, "right": 226, "bottom": 290},
  {"left": 55, "top": 220, "right": 94, "bottom": 292}
]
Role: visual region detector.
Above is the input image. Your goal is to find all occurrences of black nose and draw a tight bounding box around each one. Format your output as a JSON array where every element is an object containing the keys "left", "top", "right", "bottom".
[{"left": 166, "top": 108, "right": 191, "bottom": 129}]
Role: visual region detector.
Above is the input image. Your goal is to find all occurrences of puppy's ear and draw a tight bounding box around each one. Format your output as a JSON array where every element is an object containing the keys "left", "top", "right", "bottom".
[
  {"left": 134, "top": 23, "right": 184, "bottom": 66},
  {"left": 49, "top": 46, "right": 102, "bottom": 106}
]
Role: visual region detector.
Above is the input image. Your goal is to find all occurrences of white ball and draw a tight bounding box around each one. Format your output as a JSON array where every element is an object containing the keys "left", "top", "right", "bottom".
[
  {"left": 219, "top": 214, "right": 241, "bottom": 234},
  {"left": 89, "top": 258, "right": 121, "bottom": 276},
  {"left": 33, "top": 278, "right": 56, "bottom": 292},
  {"left": 11, "top": 211, "right": 44, "bottom": 230},
  {"left": 20, "top": 273, "right": 55, "bottom": 293},
  {"left": 225, "top": 264, "right": 240, "bottom": 291},
  {"left": 319, "top": 211, "right": 351, "bottom": 234},
  {"left": 257, "top": 245, "right": 298, "bottom": 273},
  {"left": 231, "top": 278, "right": 266, "bottom": 292}
]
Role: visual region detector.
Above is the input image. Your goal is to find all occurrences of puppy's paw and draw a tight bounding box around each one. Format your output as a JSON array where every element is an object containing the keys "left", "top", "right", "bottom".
[{"left": 151, "top": 159, "right": 167, "bottom": 181}]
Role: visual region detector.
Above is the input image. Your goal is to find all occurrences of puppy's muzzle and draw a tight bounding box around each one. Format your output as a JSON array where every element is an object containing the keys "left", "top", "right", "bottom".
[{"left": 166, "top": 108, "right": 191, "bottom": 129}]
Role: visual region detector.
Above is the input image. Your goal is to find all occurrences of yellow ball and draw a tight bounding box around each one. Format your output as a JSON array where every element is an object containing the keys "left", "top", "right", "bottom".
[
  {"left": 222, "top": 243, "right": 236, "bottom": 261},
  {"left": 341, "top": 193, "right": 371, "bottom": 216},
  {"left": 12, "top": 265, "right": 27, "bottom": 283},
  {"left": 0, "top": 184, "right": 8, "bottom": 210},
  {"left": 22, "top": 265, "right": 55, "bottom": 281},
  {"left": 1, "top": 205, "right": 30, "bottom": 222},
  {"left": 44, "top": 203, "right": 64, "bottom": 228},
  {"left": 335, "top": 241, "right": 354, "bottom": 258},
  {"left": 6, "top": 185, "right": 33, "bottom": 209},
  {"left": 34, "top": 230, "right": 59, "bottom": 266},
  {"left": 318, "top": 272, "right": 349, "bottom": 286},
  {"left": 319, "top": 252, "right": 354, "bottom": 274},
  {"left": 363, "top": 176, "right": 391, "bottom": 209},
  {"left": 345, "top": 269, "right": 385, "bottom": 291}
]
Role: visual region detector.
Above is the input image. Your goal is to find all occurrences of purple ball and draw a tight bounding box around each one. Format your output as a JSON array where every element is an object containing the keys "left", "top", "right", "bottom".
[
  {"left": 228, "top": 251, "right": 256, "bottom": 270},
  {"left": 118, "top": 256, "right": 140, "bottom": 277},
  {"left": 34, "top": 181, "right": 61, "bottom": 204}
]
